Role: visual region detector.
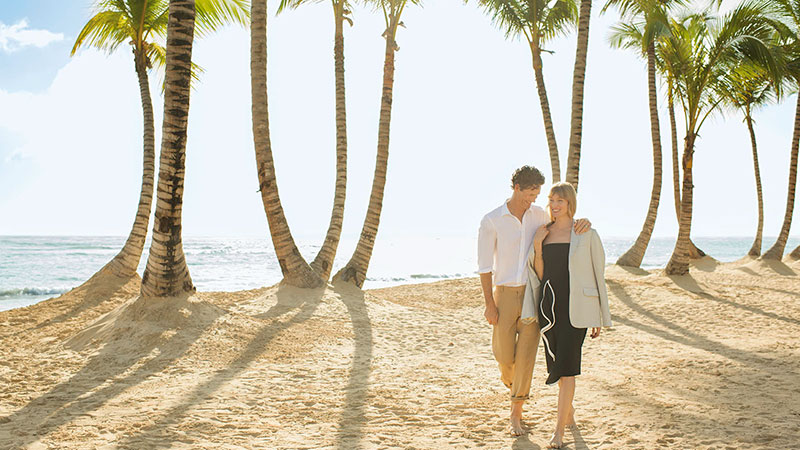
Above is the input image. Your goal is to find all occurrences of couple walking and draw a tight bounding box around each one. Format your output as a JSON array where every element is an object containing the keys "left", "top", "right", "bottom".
[{"left": 477, "top": 166, "right": 612, "bottom": 447}]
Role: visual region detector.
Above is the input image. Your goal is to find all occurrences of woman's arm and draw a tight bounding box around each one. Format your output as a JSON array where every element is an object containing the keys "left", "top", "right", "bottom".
[{"left": 532, "top": 225, "right": 549, "bottom": 280}]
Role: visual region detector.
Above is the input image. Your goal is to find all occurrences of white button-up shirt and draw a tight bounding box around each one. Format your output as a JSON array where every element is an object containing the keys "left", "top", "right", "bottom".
[{"left": 478, "top": 201, "right": 550, "bottom": 286}]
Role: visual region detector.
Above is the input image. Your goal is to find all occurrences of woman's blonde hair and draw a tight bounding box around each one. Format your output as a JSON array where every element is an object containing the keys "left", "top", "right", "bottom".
[{"left": 548, "top": 182, "right": 577, "bottom": 221}]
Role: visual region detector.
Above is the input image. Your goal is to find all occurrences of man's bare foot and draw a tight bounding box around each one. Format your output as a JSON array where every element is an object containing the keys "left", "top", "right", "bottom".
[
  {"left": 548, "top": 430, "right": 564, "bottom": 448},
  {"left": 509, "top": 402, "right": 525, "bottom": 436}
]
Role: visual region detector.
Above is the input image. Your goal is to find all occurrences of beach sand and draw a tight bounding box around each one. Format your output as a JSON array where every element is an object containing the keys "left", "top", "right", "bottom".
[{"left": 1, "top": 257, "right": 799, "bottom": 449}]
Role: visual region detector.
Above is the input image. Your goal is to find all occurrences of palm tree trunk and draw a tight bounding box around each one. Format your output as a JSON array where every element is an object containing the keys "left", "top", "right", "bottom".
[
  {"left": 762, "top": 94, "right": 800, "bottom": 260},
  {"left": 250, "top": 0, "right": 322, "bottom": 288},
  {"left": 668, "top": 82, "right": 705, "bottom": 260},
  {"left": 102, "top": 51, "right": 156, "bottom": 277},
  {"left": 530, "top": 38, "right": 560, "bottom": 183},
  {"left": 665, "top": 132, "right": 696, "bottom": 275},
  {"left": 616, "top": 43, "right": 661, "bottom": 267},
  {"left": 564, "top": 0, "right": 592, "bottom": 190},
  {"left": 668, "top": 81, "right": 680, "bottom": 220},
  {"left": 311, "top": 5, "right": 348, "bottom": 279},
  {"left": 745, "top": 110, "right": 763, "bottom": 257},
  {"left": 140, "top": 0, "right": 196, "bottom": 297},
  {"left": 333, "top": 28, "right": 398, "bottom": 288}
]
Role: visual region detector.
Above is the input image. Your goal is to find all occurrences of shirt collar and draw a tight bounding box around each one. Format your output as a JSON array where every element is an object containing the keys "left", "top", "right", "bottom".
[{"left": 502, "top": 200, "right": 531, "bottom": 218}]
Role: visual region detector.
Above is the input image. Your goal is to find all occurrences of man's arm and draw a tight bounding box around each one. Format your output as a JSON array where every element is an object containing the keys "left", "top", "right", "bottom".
[
  {"left": 480, "top": 272, "right": 498, "bottom": 325},
  {"left": 477, "top": 215, "right": 497, "bottom": 325}
]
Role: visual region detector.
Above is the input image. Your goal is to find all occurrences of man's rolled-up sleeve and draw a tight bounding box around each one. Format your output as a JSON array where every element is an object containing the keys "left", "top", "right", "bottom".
[{"left": 478, "top": 215, "right": 495, "bottom": 274}]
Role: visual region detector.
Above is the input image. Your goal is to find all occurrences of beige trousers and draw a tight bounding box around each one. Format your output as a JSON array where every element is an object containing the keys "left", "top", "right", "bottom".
[{"left": 492, "top": 285, "right": 541, "bottom": 402}]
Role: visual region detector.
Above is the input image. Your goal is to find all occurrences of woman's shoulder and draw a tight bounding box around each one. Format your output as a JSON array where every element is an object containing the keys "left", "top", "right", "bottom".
[{"left": 576, "top": 228, "right": 602, "bottom": 245}]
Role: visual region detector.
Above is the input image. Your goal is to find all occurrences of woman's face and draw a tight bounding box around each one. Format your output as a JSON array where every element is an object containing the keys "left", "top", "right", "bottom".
[{"left": 549, "top": 194, "right": 570, "bottom": 220}]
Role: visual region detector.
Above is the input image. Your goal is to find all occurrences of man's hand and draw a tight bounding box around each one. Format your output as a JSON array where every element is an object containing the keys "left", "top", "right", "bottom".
[
  {"left": 484, "top": 303, "right": 499, "bottom": 325},
  {"left": 574, "top": 218, "right": 592, "bottom": 234}
]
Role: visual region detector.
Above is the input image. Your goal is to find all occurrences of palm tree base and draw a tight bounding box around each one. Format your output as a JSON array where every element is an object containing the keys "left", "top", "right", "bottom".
[
  {"left": 100, "top": 253, "right": 141, "bottom": 279},
  {"left": 615, "top": 249, "right": 643, "bottom": 268},
  {"left": 665, "top": 258, "right": 689, "bottom": 276},
  {"left": 760, "top": 244, "right": 786, "bottom": 260},
  {"left": 282, "top": 266, "right": 325, "bottom": 289},
  {"left": 332, "top": 264, "right": 365, "bottom": 289}
]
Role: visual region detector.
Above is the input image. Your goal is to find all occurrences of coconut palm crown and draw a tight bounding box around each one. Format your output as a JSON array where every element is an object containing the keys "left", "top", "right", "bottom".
[
  {"left": 70, "top": 0, "right": 249, "bottom": 281},
  {"left": 476, "top": 0, "right": 579, "bottom": 183}
]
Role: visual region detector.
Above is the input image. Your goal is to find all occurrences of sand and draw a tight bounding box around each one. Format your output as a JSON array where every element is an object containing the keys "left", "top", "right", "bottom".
[{"left": 1, "top": 257, "right": 799, "bottom": 449}]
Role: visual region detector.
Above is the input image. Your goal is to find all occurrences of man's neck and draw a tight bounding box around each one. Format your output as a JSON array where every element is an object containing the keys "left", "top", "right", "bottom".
[{"left": 506, "top": 198, "right": 530, "bottom": 220}]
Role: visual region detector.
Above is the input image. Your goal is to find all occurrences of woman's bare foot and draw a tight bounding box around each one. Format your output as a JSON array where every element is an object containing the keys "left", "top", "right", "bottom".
[
  {"left": 509, "top": 402, "right": 525, "bottom": 436},
  {"left": 548, "top": 430, "right": 564, "bottom": 448},
  {"left": 565, "top": 406, "right": 576, "bottom": 429}
]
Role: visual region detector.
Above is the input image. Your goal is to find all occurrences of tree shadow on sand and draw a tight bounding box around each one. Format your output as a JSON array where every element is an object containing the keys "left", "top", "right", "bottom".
[
  {"left": 332, "top": 282, "right": 373, "bottom": 450},
  {"left": 111, "top": 283, "right": 333, "bottom": 448},
  {"left": 0, "top": 293, "right": 224, "bottom": 449},
  {"left": 607, "top": 280, "right": 794, "bottom": 377},
  {"left": 667, "top": 275, "right": 800, "bottom": 327}
]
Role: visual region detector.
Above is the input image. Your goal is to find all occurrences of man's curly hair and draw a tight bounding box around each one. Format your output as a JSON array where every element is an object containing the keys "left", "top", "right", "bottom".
[{"left": 511, "top": 166, "right": 545, "bottom": 190}]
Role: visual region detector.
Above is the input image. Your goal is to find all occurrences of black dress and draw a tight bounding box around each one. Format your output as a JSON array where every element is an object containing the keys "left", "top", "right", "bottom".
[{"left": 538, "top": 242, "right": 587, "bottom": 385}]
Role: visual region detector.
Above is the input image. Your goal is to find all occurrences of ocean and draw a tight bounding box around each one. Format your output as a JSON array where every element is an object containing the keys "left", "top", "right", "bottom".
[{"left": 1, "top": 235, "right": 797, "bottom": 312}]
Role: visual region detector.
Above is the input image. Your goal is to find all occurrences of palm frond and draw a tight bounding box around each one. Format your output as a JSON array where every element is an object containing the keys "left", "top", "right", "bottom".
[
  {"left": 194, "top": 0, "right": 251, "bottom": 37},
  {"left": 71, "top": 9, "right": 133, "bottom": 55}
]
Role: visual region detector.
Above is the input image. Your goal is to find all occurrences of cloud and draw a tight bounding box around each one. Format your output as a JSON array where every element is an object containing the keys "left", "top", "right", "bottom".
[{"left": 0, "top": 19, "right": 64, "bottom": 53}]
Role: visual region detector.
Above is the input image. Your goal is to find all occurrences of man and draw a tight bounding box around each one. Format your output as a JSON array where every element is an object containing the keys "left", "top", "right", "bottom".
[{"left": 478, "top": 166, "right": 590, "bottom": 436}]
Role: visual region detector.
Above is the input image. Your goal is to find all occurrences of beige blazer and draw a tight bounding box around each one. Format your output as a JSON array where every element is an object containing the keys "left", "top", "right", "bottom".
[{"left": 522, "top": 228, "right": 612, "bottom": 328}]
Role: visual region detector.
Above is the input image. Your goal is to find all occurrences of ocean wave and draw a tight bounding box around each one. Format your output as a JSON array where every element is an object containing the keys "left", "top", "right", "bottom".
[
  {"left": 409, "top": 273, "right": 471, "bottom": 280},
  {"left": 365, "top": 273, "right": 471, "bottom": 283},
  {"left": 0, "top": 287, "right": 68, "bottom": 298}
]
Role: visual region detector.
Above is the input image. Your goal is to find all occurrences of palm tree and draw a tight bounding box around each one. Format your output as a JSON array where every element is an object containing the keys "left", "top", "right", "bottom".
[
  {"left": 718, "top": 64, "right": 775, "bottom": 257},
  {"left": 605, "top": 0, "right": 673, "bottom": 268},
  {"left": 661, "top": 43, "right": 706, "bottom": 259},
  {"left": 564, "top": 0, "right": 592, "bottom": 190},
  {"left": 250, "top": 0, "right": 323, "bottom": 288},
  {"left": 140, "top": 0, "right": 198, "bottom": 296},
  {"left": 476, "top": 0, "right": 578, "bottom": 183},
  {"left": 762, "top": 0, "right": 800, "bottom": 260},
  {"left": 333, "top": 0, "right": 420, "bottom": 288},
  {"left": 71, "top": 0, "right": 248, "bottom": 280},
  {"left": 277, "top": 0, "right": 353, "bottom": 279},
  {"left": 663, "top": 3, "right": 781, "bottom": 275}
]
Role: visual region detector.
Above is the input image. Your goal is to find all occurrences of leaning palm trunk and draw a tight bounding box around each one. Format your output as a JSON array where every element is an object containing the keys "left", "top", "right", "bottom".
[
  {"left": 617, "top": 44, "right": 661, "bottom": 267},
  {"left": 333, "top": 25, "right": 398, "bottom": 288},
  {"left": 102, "top": 51, "right": 156, "bottom": 277},
  {"left": 762, "top": 94, "right": 800, "bottom": 260},
  {"left": 311, "top": 6, "right": 348, "bottom": 279},
  {"left": 745, "top": 109, "right": 764, "bottom": 257},
  {"left": 140, "top": 0, "right": 196, "bottom": 297},
  {"left": 564, "top": 0, "right": 592, "bottom": 190},
  {"left": 668, "top": 83, "right": 705, "bottom": 260},
  {"left": 530, "top": 37, "right": 560, "bottom": 183},
  {"left": 665, "top": 133, "right": 697, "bottom": 275},
  {"left": 250, "top": 0, "right": 322, "bottom": 288}
]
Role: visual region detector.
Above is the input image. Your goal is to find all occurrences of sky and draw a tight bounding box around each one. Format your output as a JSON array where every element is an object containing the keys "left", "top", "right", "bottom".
[{"left": 0, "top": 0, "right": 798, "bottom": 245}]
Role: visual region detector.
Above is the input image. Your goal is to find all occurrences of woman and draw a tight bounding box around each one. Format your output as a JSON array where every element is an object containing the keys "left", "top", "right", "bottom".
[{"left": 522, "top": 182, "right": 612, "bottom": 448}]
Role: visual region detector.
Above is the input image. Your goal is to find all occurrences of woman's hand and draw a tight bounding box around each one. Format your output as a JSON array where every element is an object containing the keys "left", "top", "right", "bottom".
[
  {"left": 590, "top": 327, "right": 601, "bottom": 339},
  {"left": 533, "top": 224, "right": 550, "bottom": 249}
]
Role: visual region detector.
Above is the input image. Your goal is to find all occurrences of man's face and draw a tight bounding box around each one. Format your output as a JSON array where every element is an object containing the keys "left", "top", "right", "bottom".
[{"left": 516, "top": 184, "right": 541, "bottom": 206}]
